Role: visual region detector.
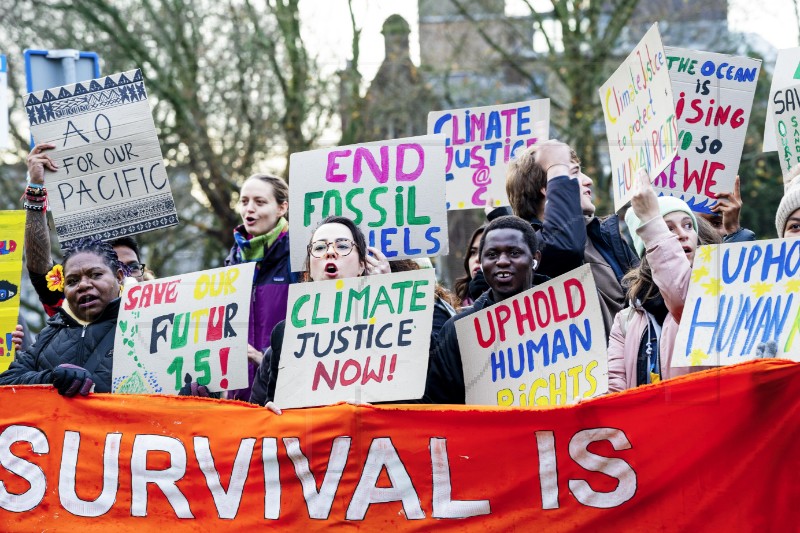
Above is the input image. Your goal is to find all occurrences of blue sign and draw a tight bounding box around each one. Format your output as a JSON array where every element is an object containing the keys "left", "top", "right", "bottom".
[{"left": 24, "top": 49, "right": 100, "bottom": 93}]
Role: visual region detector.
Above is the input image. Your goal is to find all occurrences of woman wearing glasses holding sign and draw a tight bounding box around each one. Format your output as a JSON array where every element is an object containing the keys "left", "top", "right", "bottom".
[{"left": 249, "top": 216, "right": 389, "bottom": 408}]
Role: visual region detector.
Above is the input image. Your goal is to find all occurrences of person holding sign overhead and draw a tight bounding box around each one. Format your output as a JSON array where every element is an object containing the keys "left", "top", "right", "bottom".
[
  {"left": 494, "top": 141, "right": 639, "bottom": 338},
  {"left": 24, "top": 143, "right": 148, "bottom": 318},
  {"left": 0, "top": 238, "right": 123, "bottom": 395},
  {"left": 249, "top": 216, "right": 389, "bottom": 408},
  {"left": 424, "top": 215, "right": 542, "bottom": 404},
  {"left": 608, "top": 170, "right": 709, "bottom": 391}
]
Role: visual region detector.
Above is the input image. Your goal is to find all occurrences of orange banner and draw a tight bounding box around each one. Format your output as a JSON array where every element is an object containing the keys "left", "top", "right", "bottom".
[{"left": 0, "top": 360, "right": 797, "bottom": 530}]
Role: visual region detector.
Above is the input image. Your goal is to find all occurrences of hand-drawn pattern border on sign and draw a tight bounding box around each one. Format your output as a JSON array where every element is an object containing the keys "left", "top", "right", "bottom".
[
  {"left": 24, "top": 69, "right": 146, "bottom": 125},
  {"left": 56, "top": 192, "right": 177, "bottom": 247}
]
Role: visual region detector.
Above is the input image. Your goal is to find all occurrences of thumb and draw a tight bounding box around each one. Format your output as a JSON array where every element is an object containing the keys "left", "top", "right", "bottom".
[{"left": 183, "top": 373, "right": 193, "bottom": 386}]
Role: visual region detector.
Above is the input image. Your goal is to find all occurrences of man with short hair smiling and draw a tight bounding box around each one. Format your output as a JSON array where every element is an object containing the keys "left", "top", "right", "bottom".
[{"left": 424, "top": 215, "right": 541, "bottom": 404}]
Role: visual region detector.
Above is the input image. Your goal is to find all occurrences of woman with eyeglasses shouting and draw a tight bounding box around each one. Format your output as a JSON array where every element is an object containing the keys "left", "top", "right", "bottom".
[{"left": 249, "top": 216, "right": 388, "bottom": 408}]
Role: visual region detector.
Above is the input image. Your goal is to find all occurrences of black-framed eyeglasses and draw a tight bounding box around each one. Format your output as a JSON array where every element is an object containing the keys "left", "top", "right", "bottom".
[
  {"left": 307, "top": 239, "right": 355, "bottom": 258},
  {"left": 125, "top": 262, "right": 146, "bottom": 275}
]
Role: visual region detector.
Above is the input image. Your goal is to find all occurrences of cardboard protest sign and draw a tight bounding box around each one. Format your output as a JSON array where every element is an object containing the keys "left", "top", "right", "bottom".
[
  {"left": 112, "top": 263, "right": 254, "bottom": 394},
  {"left": 656, "top": 48, "right": 760, "bottom": 213},
  {"left": 764, "top": 47, "right": 800, "bottom": 152},
  {"left": 427, "top": 99, "right": 549, "bottom": 210},
  {"left": 23, "top": 69, "right": 178, "bottom": 248},
  {"left": 288, "top": 135, "right": 447, "bottom": 272},
  {"left": 2, "top": 360, "right": 798, "bottom": 529},
  {"left": 275, "top": 269, "right": 435, "bottom": 407},
  {"left": 457, "top": 265, "right": 607, "bottom": 406},
  {"left": 771, "top": 81, "right": 800, "bottom": 177},
  {"left": 599, "top": 23, "right": 678, "bottom": 212},
  {"left": 0, "top": 211, "right": 24, "bottom": 372},
  {"left": 673, "top": 238, "right": 800, "bottom": 367}
]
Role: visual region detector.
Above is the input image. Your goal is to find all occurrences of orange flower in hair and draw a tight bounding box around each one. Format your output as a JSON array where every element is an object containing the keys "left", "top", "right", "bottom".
[{"left": 46, "top": 264, "right": 64, "bottom": 292}]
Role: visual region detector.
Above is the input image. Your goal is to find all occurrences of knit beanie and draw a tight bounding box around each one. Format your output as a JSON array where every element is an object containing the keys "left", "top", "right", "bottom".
[
  {"left": 625, "top": 196, "right": 698, "bottom": 258},
  {"left": 775, "top": 165, "right": 800, "bottom": 237}
]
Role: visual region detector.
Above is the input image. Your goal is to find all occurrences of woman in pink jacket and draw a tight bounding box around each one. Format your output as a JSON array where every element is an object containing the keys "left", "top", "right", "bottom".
[{"left": 607, "top": 170, "right": 717, "bottom": 392}]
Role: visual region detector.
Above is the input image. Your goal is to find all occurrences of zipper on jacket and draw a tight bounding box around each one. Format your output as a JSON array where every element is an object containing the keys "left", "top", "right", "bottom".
[{"left": 82, "top": 325, "right": 88, "bottom": 338}]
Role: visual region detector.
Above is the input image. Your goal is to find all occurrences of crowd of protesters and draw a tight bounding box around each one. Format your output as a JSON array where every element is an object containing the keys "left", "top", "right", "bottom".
[{"left": 1, "top": 136, "right": 798, "bottom": 407}]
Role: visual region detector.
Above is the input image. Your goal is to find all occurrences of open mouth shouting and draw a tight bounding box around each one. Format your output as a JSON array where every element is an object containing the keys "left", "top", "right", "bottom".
[{"left": 323, "top": 262, "right": 339, "bottom": 278}]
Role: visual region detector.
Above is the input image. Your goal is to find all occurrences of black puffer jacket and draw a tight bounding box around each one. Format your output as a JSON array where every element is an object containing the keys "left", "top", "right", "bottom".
[
  {"left": 423, "top": 291, "right": 496, "bottom": 404},
  {"left": 0, "top": 299, "right": 119, "bottom": 392}
]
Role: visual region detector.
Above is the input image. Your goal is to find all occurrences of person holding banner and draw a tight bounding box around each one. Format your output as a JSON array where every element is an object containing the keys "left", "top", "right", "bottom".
[
  {"left": 424, "top": 215, "right": 541, "bottom": 404},
  {"left": 24, "top": 143, "right": 147, "bottom": 317},
  {"left": 607, "top": 170, "right": 708, "bottom": 391},
  {"left": 249, "top": 216, "right": 389, "bottom": 408},
  {"left": 224, "top": 174, "right": 293, "bottom": 402},
  {"left": 0, "top": 238, "right": 123, "bottom": 396}
]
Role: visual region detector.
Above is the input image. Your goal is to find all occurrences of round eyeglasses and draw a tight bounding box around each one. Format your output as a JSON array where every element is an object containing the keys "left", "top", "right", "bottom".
[{"left": 308, "top": 238, "right": 356, "bottom": 258}]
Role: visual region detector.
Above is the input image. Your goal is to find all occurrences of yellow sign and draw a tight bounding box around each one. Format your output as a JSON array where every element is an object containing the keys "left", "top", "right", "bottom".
[{"left": 0, "top": 211, "right": 25, "bottom": 372}]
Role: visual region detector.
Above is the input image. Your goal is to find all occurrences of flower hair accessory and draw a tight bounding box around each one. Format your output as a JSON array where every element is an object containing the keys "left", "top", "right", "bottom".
[{"left": 46, "top": 264, "right": 64, "bottom": 292}]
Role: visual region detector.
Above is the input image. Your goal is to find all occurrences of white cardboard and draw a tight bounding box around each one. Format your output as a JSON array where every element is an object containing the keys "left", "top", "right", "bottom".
[
  {"left": 764, "top": 47, "right": 800, "bottom": 152},
  {"left": 23, "top": 69, "right": 178, "bottom": 247},
  {"left": 599, "top": 23, "right": 678, "bottom": 212},
  {"left": 427, "top": 99, "right": 549, "bottom": 210},
  {"left": 288, "top": 135, "right": 448, "bottom": 272},
  {"left": 112, "top": 263, "right": 255, "bottom": 394},
  {"left": 771, "top": 81, "right": 800, "bottom": 177},
  {"left": 673, "top": 238, "right": 800, "bottom": 367},
  {"left": 657, "top": 48, "right": 760, "bottom": 213},
  {"left": 457, "top": 265, "right": 608, "bottom": 406},
  {"left": 275, "top": 269, "right": 435, "bottom": 408}
]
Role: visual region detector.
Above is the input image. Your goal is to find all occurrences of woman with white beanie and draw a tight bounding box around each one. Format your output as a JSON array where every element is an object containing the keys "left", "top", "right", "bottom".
[
  {"left": 607, "top": 170, "right": 720, "bottom": 392},
  {"left": 776, "top": 165, "right": 800, "bottom": 238}
]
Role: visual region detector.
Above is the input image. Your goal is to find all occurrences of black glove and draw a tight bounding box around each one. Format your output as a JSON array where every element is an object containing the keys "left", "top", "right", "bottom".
[
  {"left": 52, "top": 364, "right": 94, "bottom": 397},
  {"left": 468, "top": 270, "right": 490, "bottom": 301},
  {"left": 178, "top": 373, "right": 210, "bottom": 397}
]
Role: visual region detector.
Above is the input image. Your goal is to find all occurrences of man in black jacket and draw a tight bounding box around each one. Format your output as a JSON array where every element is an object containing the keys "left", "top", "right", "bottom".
[{"left": 425, "top": 215, "right": 541, "bottom": 404}]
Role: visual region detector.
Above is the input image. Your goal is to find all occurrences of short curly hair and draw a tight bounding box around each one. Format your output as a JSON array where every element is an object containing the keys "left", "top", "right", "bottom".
[
  {"left": 63, "top": 237, "right": 121, "bottom": 274},
  {"left": 479, "top": 215, "right": 539, "bottom": 259}
]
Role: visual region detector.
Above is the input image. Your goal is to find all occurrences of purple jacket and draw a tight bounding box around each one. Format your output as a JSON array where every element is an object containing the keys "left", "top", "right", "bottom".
[{"left": 225, "top": 230, "right": 291, "bottom": 402}]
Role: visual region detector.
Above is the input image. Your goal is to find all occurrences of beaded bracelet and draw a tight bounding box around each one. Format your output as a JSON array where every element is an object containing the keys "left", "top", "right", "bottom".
[
  {"left": 26, "top": 182, "right": 44, "bottom": 190},
  {"left": 25, "top": 185, "right": 47, "bottom": 197},
  {"left": 23, "top": 201, "right": 45, "bottom": 211},
  {"left": 24, "top": 193, "right": 46, "bottom": 202}
]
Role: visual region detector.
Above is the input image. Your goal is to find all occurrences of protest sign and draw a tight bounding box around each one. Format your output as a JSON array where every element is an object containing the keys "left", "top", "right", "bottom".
[
  {"left": 673, "top": 238, "right": 800, "bottom": 367},
  {"left": 0, "top": 360, "right": 797, "bottom": 530},
  {"left": 427, "top": 99, "right": 549, "bottom": 210},
  {"left": 0, "top": 211, "right": 25, "bottom": 372},
  {"left": 599, "top": 23, "right": 678, "bottom": 212},
  {"left": 23, "top": 69, "right": 178, "bottom": 248},
  {"left": 275, "top": 269, "right": 435, "bottom": 407},
  {"left": 112, "top": 263, "right": 254, "bottom": 394},
  {"left": 764, "top": 47, "right": 800, "bottom": 152},
  {"left": 457, "top": 265, "right": 607, "bottom": 406},
  {"left": 288, "top": 135, "right": 447, "bottom": 272},
  {"left": 656, "top": 48, "right": 760, "bottom": 213},
  {"left": 0, "top": 54, "right": 8, "bottom": 149},
  {"left": 771, "top": 81, "right": 800, "bottom": 178}
]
